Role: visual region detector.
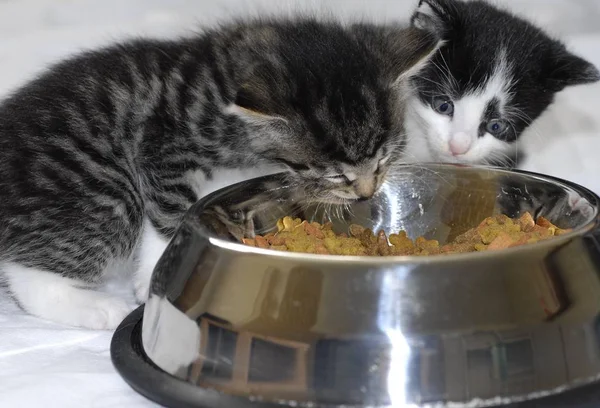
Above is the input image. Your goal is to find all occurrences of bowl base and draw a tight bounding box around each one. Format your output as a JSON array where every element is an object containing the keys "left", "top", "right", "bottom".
[
  {"left": 111, "top": 306, "right": 600, "bottom": 408},
  {"left": 110, "top": 305, "right": 282, "bottom": 408}
]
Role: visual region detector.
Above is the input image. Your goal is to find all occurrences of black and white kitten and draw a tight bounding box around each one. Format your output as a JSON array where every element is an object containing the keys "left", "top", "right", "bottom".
[
  {"left": 0, "top": 18, "right": 439, "bottom": 329},
  {"left": 403, "top": 0, "right": 600, "bottom": 166}
]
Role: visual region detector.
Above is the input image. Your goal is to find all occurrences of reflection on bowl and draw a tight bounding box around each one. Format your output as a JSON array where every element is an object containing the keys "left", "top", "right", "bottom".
[{"left": 140, "top": 164, "right": 600, "bottom": 407}]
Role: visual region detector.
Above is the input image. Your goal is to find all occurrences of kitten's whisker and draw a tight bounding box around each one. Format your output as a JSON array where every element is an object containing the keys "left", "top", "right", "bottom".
[
  {"left": 429, "top": 59, "right": 456, "bottom": 95},
  {"left": 438, "top": 52, "right": 459, "bottom": 94},
  {"left": 345, "top": 202, "right": 355, "bottom": 218},
  {"left": 412, "top": 74, "right": 445, "bottom": 89}
]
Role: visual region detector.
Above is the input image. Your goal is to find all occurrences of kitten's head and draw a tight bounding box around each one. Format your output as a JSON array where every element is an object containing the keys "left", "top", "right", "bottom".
[
  {"left": 404, "top": 0, "right": 600, "bottom": 166},
  {"left": 226, "top": 19, "right": 439, "bottom": 201}
]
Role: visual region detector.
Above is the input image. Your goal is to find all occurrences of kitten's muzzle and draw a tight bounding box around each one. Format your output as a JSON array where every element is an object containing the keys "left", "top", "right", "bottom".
[{"left": 353, "top": 177, "right": 377, "bottom": 199}]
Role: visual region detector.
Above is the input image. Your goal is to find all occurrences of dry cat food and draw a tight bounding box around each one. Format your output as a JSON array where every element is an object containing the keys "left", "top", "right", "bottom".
[{"left": 242, "top": 212, "right": 571, "bottom": 256}]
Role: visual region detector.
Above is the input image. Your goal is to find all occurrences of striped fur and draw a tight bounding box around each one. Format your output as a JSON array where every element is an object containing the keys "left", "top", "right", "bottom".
[{"left": 0, "top": 17, "right": 439, "bottom": 328}]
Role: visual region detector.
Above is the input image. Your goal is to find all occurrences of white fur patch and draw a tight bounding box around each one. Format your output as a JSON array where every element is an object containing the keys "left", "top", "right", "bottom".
[
  {"left": 133, "top": 218, "right": 170, "bottom": 303},
  {"left": 403, "top": 50, "right": 516, "bottom": 165},
  {"left": 4, "top": 263, "right": 132, "bottom": 330}
]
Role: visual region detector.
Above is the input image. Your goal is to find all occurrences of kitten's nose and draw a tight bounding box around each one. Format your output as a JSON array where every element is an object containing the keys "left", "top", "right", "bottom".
[
  {"left": 449, "top": 135, "right": 471, "bottom": 156},
  {"left": 354, "top": 177, "right": 377, "bottom": 200},
  {"left": 355, "top": 190, "right": 375, "bottom": 200}
]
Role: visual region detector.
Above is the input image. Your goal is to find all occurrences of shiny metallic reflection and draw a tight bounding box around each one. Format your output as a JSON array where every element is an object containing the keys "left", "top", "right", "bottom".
[
  {"left": 141, "top": 164, "right": 600, "bottom": 407},
  {"left": 379, "top": 268, "right": 414, "bottom": 407}
]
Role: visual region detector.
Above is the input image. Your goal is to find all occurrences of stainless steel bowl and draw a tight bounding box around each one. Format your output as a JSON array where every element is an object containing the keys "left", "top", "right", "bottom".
[{"left": 112, "top": 163, "right": 600, "bottom": 407}]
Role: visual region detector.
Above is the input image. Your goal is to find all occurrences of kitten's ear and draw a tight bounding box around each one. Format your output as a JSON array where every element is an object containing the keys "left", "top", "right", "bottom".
[
  {"left": 234, "top": 82, "right": 274, "bottom": 116},
  {"left": 387, "top": 27, "right": 442, "bottom": 85},
  {"left": 226, "top": 65, "right": 289, "bottom": 125},
  {"left": 411, "top": 0, "right": 456, "bottom": 37},
  {"left": 549, "top": 50, "right": 600, "bottom": 90}
]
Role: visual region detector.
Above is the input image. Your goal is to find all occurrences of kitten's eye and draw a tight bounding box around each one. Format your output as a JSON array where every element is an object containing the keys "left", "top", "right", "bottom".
[
  {"left": 433, "top": 97, "right": 454, "bottom": 116},
  {"left": 376, "top": 156, "right": 391, "bottom": 173},
  {"left": 276, "top": 158, "right": 310, "bottom": 172},
  {"left": 485, "top": 119, "right": 509, "bottom": 135},
  {"left": 325, "top": 175, "right": 348, "bottom": 184},
  {"left": 378, "top": 156, "right": 391, "bottom": 167}
]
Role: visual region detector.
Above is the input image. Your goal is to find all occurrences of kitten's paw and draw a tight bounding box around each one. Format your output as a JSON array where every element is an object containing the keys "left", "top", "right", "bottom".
[
  {"left": 52, "top": 293, "right": 132, "bottom": 330},
  {"left": 134, "top": 275, "right": 151, "bottom": 304},
  {"left": 85, "top": 295, "right": 132, "bottom": 330},
  {"left": 5, "top": 263, "right": 134, "bottom": 330}
]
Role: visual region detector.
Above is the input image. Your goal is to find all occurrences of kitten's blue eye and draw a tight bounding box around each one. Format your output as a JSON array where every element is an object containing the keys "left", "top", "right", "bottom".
[
  {"left": 433, "top": 97, "right": 454, "bottom": 116},
  {"left": 485, "top": 119, "right": 508, "bottom": 135}
]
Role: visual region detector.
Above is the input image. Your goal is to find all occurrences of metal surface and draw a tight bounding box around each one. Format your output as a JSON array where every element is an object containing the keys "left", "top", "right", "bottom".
[{"left": 140, "top": 164, "right": 600, "bottom": 407}]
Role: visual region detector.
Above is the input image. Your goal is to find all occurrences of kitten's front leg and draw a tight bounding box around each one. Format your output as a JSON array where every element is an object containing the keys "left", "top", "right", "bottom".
[
  {"left": 5, "top": 263, "right": 133, "bottom": 330},
  {"left": 133, "top": 218, "right": 170, "bottom": 303}
]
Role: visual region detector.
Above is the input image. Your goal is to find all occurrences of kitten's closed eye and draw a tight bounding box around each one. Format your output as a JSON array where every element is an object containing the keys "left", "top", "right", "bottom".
[
  {"left": 326, "top": 170, "right": 359, "bottom": 183},
  {"left": 375, "top": 155, "right": 391, "bottom": 174},
  {"left": 325, "top": 175, "right": 350, "bottom": 184},
  {"left": 378, "top": 156, "right": 391, "bottom": 166},
  {"left": 275, "top": 158, "right": 310, "bottom": 172}
]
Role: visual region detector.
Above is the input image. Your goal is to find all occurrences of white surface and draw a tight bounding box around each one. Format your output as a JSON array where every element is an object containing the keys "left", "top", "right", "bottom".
[{"left": 0, "top": 0, "right": 600, "bottom": 407}]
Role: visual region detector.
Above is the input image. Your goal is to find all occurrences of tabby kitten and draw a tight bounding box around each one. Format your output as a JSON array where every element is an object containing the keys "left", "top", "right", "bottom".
[
  {"left": 403, "top": 0, "right": 600, "bottom": 167},
  {"left": 0, "top": 18, "right": 439, "bottom": 329}
]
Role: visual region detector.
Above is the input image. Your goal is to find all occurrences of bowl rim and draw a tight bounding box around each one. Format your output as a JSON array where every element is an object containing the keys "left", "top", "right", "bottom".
[{"left": 189, "top": 163, "right": 600, "bottom": 265}]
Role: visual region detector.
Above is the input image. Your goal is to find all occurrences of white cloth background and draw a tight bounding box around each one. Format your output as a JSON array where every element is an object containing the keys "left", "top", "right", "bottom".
[{"left": 0, "top": 0, "right": 599, "bottom": 406}]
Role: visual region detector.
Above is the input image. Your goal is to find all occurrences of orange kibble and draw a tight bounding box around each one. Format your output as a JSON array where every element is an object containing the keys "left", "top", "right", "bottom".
[
  {"left": 478, "top": 217, "right": 495, "bottom": 228},
  {"left": 269, "top": 236, "right": 285, "bottom": 246},
  {"left": 303, "top": 221, "right": 325, "bottom": 239},
  {"left": 488, "top": 233, "right": 514, "bottom": 250},
  {"left": 315, "top": 245, "right": 330, "bottom": 255},
  {"left": 349, "top": 224, "right": 366, "bottom": 237},
  {"left": 242, "top": 238, "right": 256, "bottom": 247},
  {"left": 254, "top": 236, "right": 269, "bottom": 248},
  {"left": 242, "top": 212, "right": 561, "bottom": 256},
  {"left": 536, "top": 216, "right": 553, "bottom": 228},
  {"left": 518, "top": 212, "right": 535, "bottom": 232}
]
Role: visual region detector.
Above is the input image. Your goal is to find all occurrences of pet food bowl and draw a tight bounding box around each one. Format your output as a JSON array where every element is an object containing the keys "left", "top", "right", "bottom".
[{"left": 111, "top": 163, "right": 600, "bottom": 407}]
